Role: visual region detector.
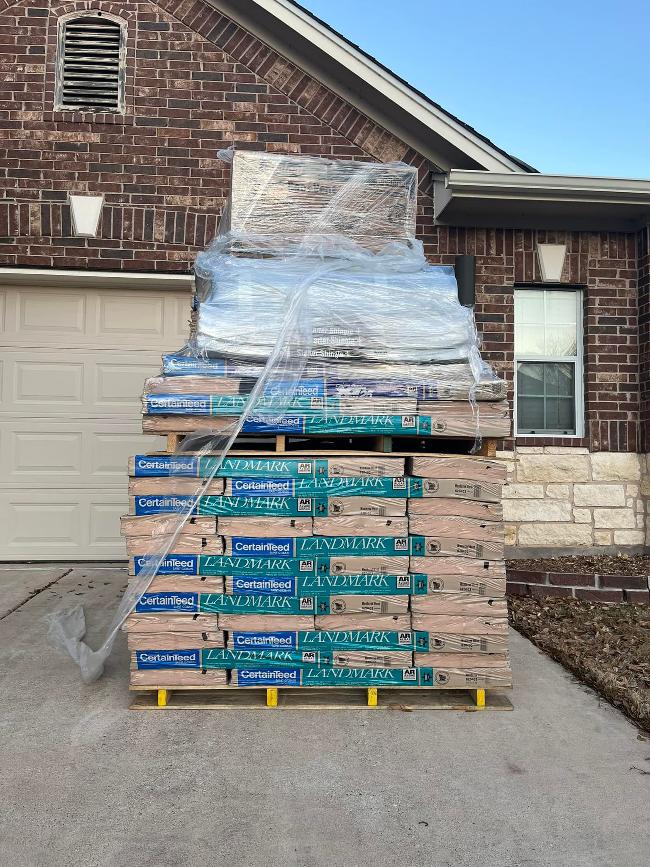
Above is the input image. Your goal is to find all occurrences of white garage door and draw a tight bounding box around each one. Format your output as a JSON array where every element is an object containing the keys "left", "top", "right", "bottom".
[{"left": 0, "top": 277, "right": 192, "bottom": 560}]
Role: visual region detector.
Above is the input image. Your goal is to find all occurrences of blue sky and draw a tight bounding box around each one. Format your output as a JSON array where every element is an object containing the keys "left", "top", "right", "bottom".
[{"left": 298, "top": 0, "right": 650, "bottom": 178}]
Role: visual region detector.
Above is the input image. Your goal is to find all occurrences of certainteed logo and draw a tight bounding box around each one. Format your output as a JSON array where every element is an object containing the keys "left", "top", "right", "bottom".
[
  {"left": 147, "top": 395, "right": 209, "bottom": 412},
  {"left": 164, "top": 354, "right": 224, "bottom": 374},
  {"left": 236, "top": 668, "right": 301, "bottom": 686},
  {"left": 134, "top": 555, "right": 197, "bottom": 575},
  {"left": 135, "top": 495, "right": 193, "bottom": 514},
  {"left": 136, "top": 650, "right": 199, "bottom": 669},
  {"left": 135, "top": 456, "right": 197, "bottom": 474},
  {"left": 135, "top": 592, "right": 198, "bottom": 612},
  {"left": 231, "top": 631, "right": 296, "bottom": 649},
  {"left": 231, "top": 577, "right": 295, "bottom": 595},
  {"left": 231, "top": 478, "right": 294, "bottom": 497},
  {"left": 231, "top": 537, "right": 293, "bottom": 557}
]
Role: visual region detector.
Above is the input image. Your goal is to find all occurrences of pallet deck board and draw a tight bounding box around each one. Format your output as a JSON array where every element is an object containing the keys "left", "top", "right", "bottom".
[
  {"left": 129, "top": 685, "right": 513, "bottom": 711},
  {"left": 164, "top": 433, "right": 498, "bottom": 457}
]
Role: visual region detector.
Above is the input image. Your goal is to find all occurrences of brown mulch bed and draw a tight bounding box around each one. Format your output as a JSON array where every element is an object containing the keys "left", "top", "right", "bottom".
[
  {"left": 506, "top": 554, "right": 650, "bottom": 575},
  {"left": 509, "top": 596, "right": 650, "bottom": 732}
]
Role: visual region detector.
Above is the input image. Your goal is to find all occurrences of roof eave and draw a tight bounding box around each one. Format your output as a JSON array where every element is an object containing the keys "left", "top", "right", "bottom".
[
  {"left": 434, "top": 171, "right": 650, "bottom": 231},
  {"left": 213, "top": 0, "right": 533, "bottom": 173}
]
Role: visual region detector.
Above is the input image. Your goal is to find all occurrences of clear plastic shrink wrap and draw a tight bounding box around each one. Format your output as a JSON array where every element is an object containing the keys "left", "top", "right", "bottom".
[
  {"left": 221, "top": 150, "right": 418, "bottom": 252},
  {"left": 49, "top": 148, "right": 509, "bottom": 683},
  {"left": 193, "top": 253, "right": 476, "bottom": 364}
]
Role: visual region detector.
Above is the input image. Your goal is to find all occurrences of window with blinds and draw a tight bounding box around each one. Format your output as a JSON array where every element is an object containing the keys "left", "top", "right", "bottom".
[
  {"left": 514, "top": 288, "right": 584, "bottom": 437},
  {"left": 55, "top": 14, "right": 126, "bottom": 112}
]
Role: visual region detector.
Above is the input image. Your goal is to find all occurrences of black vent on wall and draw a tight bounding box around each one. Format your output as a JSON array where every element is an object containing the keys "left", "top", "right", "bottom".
[{"left": 57, "top": 16, "right": 124, "bottom": 112}]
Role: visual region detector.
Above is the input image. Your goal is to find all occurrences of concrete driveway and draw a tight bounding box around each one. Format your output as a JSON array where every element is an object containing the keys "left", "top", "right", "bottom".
[{"left": 0, "top": 563, "right": 648, "bottom": 867}]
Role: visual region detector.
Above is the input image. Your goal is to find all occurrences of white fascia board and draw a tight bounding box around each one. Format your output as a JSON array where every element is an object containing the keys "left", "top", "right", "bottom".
[
  {"left": 246, "top": 0, "right": 525, "bottom": 173},
  {"left": 446, "top": 170, "right": 650, "bottom": 204},
  {"left": 0, "top": 267, "right": 194, "bottom": 290}
]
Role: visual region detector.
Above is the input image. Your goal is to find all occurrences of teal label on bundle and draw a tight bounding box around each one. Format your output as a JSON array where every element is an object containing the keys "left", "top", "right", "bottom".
[
  {"left": 301, "top": 667, "right": 433, "bottom": 687},
  {"left": 292, "top": 477, "right": 413, "bottom": 497},
  {"left": 210, "top": 394, "right": 342, "bottom": 414},
  {"left": 230, "top": 573, "right": 425, "bottom": 596},
  {"left": 408, "top": 536, "right": 427, "bottom": 556},
  {"left": 199, "top": 593, "right": 315, "bottom": 614},
  {"left": 199, "top": 555, "right": 317, "bottom": 576},
  {"left": 205, "top": 457, "right": 316, "bottom": 479},
  {"left": 297, "top": 630, "right": 415, "bottom": 651},
  {"left": 197, "top": 496, "right": 322, "bottom": 517},
  {"left": 229, "top": 536, "right": 413, "bottom": 558},
  {"left": 230, "top": 630, "right": 416, "bottom": 651},
  {"left": 297, "top": 573, "right": 415, "bottom": 594},
  {"left": 201, "top": 648, "right": 332, "bottom": 669},
  {"left": 224, "top": 477, "right": 419, "bottom": 497},
  {"left": 209, "top": 395, "right": 247, "bottom": 413},
  {"left": 296, "top": 535, "right": 410, "bottom": 555},
  {"left": 241, "top": 415, "right": 431, "bottom": 435},
  {"left": 414, "top": 631, "right": 432, "bottom": 651}
]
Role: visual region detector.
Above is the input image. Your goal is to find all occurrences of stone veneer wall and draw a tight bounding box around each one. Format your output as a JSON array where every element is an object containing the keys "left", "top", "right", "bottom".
[{"left": 502, "top": 447, "right": 649, "bottom": 553}]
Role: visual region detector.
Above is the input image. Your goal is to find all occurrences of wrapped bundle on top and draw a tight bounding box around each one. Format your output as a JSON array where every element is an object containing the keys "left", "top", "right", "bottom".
[
  {"left": 192, "top": 254, "right": 477, "bottom": 365},
  {"left": 221, "top": 150, "right": 418, "bottom": 252},
  {"left": 150, "top": 150, "right": 507, "bottom": 430}
]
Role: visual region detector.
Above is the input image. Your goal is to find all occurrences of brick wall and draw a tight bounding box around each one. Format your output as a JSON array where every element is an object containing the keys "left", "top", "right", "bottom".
[
  {"left": 507, "top": 569, "right": 649, "bottom": 604},
  {"left": 0, "top": 0, "right": 646, "bottom": 460},
  {"left": 639, "top": 227, "right": 650, "bottom": 453},
  {"left": 426, "top": 228, "right": 640, "bottom": 453}
]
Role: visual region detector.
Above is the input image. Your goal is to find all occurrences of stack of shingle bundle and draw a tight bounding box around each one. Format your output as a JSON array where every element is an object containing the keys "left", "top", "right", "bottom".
[
  {"left": 122, "top": 452, "right": 511, "bottom": 690},
  {"left": 121, "top": 150, "right": 512, "bottom": 693}
]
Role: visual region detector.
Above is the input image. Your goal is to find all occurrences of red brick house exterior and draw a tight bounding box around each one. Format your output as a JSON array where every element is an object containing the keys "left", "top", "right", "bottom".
[{"left": 0, "top": 0, "right": 648, "bottom": 559}]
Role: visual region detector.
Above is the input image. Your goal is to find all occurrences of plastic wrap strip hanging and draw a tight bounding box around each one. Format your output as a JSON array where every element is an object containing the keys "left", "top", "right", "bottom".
[{"left": 50, "top": 252, "right": 354, "bottom": 682}]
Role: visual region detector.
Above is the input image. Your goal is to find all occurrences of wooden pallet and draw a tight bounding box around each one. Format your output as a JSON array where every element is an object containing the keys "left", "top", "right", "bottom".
[
  {"left": 164, "top": 433, "right": 498, "bottom": 458},
  {"left": 130, "top": 685, "right": 512, "bottom": 711}
]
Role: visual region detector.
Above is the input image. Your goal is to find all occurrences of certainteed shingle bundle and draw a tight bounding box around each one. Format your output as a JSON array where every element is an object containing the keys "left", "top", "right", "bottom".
[{"left": 117, "top": 150, "right": 512, "bottom": 695}]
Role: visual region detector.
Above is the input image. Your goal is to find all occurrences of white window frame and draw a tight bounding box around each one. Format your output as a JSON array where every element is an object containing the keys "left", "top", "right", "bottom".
[{"left": 514, "top": 288, "right": 584, "bottom": 438}]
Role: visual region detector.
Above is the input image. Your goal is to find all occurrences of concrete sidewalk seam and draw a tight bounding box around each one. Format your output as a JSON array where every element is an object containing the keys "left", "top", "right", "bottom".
[{"left": 0, "top": 568, "right": 73, "bottom": 621}]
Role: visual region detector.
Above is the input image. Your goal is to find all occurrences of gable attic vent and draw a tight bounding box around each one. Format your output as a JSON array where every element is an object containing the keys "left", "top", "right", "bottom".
[{"left": 55, "top": 14, "right": 126, "bottom": 112}]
